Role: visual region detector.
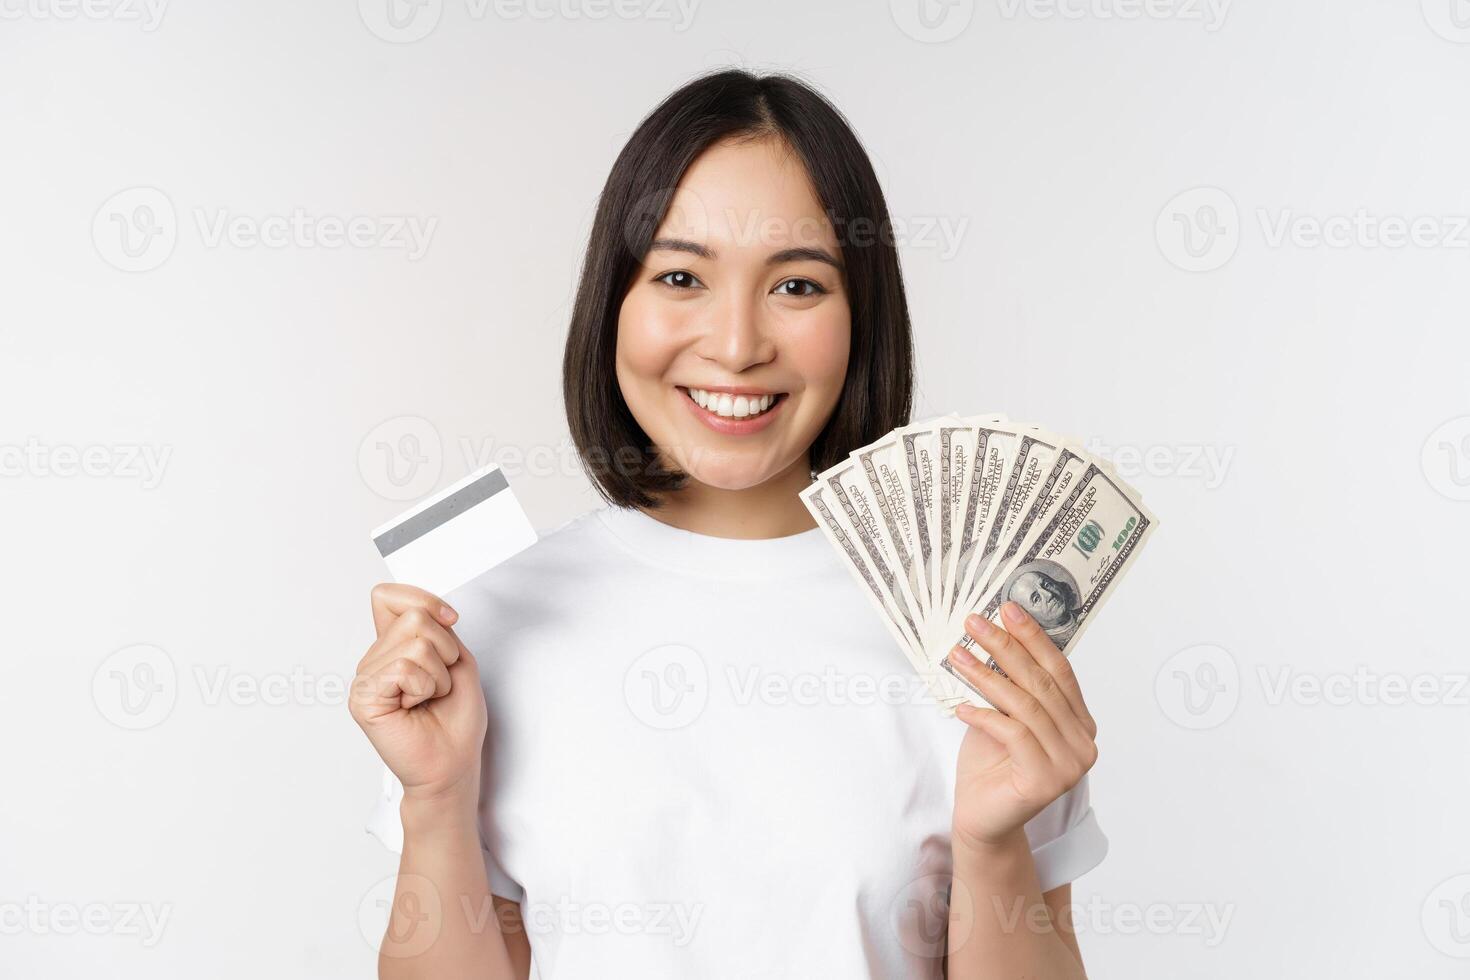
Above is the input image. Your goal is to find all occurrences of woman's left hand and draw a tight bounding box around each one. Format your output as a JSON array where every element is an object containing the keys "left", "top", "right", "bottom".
[{"left": 947, "top": 600, "right": 1099, "bottom": 855}]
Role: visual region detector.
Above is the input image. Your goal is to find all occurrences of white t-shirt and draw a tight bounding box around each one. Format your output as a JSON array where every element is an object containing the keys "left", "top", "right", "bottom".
[{"left": 367, "top": 505, "right": 1107, "bottom": 978}]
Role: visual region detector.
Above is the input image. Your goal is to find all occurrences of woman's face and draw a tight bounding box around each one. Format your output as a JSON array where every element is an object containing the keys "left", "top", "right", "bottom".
[{"left": 615, "top": 136, "right": 851, "bottom": 492}]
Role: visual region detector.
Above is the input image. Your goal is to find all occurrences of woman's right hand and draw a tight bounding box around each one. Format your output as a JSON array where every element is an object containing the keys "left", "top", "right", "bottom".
[{"left": 348, "top": 583, "right": 488, "bottom": 806}]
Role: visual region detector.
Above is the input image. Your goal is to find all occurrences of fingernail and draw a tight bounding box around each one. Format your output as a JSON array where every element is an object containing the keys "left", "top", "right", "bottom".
[
  {"left": 1002, "top": 602, "right": 1026, "bottom": 625},
  {"left": 439, "top": 604, "right": 458, "bottom": 623},
  {"left": 949, "top": 643, "right": 978, "bottom": 666},
  {"left": 965, "top": 613, "right": 991, "bottom": 637}
]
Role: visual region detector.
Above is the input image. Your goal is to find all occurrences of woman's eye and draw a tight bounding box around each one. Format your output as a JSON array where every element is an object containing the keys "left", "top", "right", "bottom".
[
  {"left": 655, "top": 271, "right": 703, "bottom": 290},
  {"left": 774, "top": 278, "right": 825, "bottom": 297}
]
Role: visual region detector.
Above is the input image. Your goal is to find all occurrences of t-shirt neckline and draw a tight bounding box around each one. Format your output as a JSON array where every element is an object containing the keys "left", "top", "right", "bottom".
[{"left": 594, "top": 505, "right": 832, "bottom": 580}]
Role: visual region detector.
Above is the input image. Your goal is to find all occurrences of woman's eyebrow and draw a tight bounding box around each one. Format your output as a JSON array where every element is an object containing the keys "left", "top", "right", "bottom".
[
  {"left": 647, "top": 238, "right": 843, "bottom": 271},
  {"left": 767, "top": 246, "right": 843, "bottom": 271},
  {"left": 648, "top": 237, "right": 715, "bottom": 260}
]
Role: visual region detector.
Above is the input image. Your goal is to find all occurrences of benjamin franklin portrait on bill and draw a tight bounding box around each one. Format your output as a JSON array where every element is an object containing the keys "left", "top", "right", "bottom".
[{"left": 1000, "top": 559, "right": 1083, "bottom": 649}]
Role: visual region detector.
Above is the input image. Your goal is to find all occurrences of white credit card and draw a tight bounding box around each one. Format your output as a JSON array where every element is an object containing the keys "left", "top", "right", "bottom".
[{"left": 370, "top": 463, "right": 538, "bottom": 598}]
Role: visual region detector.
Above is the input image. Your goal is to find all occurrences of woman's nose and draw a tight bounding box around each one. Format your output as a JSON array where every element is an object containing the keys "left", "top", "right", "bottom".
[{"left": 698, "top": 292, "right": 777, "bottom": 372}]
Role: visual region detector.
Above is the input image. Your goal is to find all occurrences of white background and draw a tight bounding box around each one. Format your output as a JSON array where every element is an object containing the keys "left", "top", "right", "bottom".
[{"left": 3, "top": 0, "right": 1468, "bottom": 976}]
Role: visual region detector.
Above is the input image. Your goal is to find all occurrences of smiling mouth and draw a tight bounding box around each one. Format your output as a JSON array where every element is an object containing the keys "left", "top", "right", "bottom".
[{"left": 679, "top": 386, "right": 787, "bottom": 420}]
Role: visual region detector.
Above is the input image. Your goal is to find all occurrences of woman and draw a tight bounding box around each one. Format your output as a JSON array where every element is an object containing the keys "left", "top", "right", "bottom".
[{"left": 352, "top": 68, "right": 1106, "bottom": 979}]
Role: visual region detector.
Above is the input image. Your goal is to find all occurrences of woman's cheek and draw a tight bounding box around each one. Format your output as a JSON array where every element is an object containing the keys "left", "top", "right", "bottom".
[
  {"left": 791, "top": 305, "right": 851, "bottom": 399},
  {"left": 617, "top": 294, "right": 689, "bottom": 375}
]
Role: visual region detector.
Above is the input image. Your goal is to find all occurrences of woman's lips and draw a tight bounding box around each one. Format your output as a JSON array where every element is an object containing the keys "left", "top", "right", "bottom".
[{"left": 677, "top": 386, "right": 787, "bottom": 435}]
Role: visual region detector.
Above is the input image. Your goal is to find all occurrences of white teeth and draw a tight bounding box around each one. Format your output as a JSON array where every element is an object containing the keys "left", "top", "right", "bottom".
[{"left": 686, "top": 388, "right": 780, "bottom": 419}]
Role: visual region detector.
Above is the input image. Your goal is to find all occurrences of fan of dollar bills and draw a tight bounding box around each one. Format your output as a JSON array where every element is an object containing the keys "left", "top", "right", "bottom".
[{"left": 800, "top": 415, "right": 1158, "bottom": 716}]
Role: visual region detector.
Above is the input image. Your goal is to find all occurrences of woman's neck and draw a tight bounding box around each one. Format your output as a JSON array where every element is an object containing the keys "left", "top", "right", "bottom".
[{"left": 639, "top": 456, "right": 817, "bottom": 540}]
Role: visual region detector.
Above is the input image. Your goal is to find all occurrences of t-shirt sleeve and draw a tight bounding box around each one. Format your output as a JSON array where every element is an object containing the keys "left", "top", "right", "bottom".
[
  {"left": 1021, "top": 771, "right": 1108, "bottom": 893},
  {"left": 364, "top": 766, "right": 526, "bottom": 904}
]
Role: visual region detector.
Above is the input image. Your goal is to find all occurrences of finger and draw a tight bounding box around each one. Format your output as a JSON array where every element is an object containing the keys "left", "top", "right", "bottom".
[
  {"left": 965, "top": 609, "right": 1089, "bottom": 744},
  {"left": 437, "top": 649, "right": 486, "bottom": 720},
  {"left": 369, "top": 582, "right": 458, "bottom": 637},
  {"left": 371, "top": 637, "right": 453, "bottom": 705},
  {"left": 954, "top": 703, "right": 1052, "bottom": 775},
  {"left": 352, "top": 657, "right": 439, "bottom": 721},
  {"left": 365, "top": 605, "right": 463, "bottom": 674},
  {"left": 947, "top": 640, "right": 1072, "bottom": 763},
  {"left": 997, "top": 601, "right": 1097, "bottom": 740}
]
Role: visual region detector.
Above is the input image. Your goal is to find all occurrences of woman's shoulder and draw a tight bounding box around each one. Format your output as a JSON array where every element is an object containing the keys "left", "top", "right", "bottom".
[{"left": 528, "top": 507, "right": 608, "bottom": 554}]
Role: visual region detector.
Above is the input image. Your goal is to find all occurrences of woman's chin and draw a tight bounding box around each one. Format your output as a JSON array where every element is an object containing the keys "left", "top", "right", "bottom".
[{"left": 681, "top": 459, "right": 785, "bottom": 493}]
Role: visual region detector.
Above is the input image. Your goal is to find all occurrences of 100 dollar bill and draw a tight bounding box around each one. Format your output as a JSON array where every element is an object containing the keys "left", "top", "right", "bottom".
[{"left": 939, "top": 462, "right": 1157, "bottom": 705}]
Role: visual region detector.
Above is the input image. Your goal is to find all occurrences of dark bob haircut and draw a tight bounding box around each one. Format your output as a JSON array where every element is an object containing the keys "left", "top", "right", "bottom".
[{"left": 562, "top": 68, "right": 914, "bottom": 509}]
